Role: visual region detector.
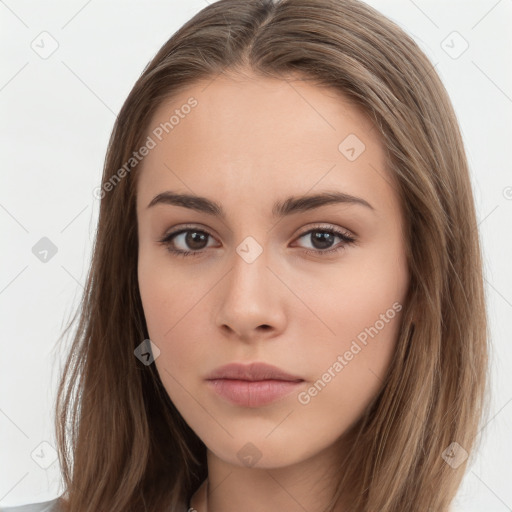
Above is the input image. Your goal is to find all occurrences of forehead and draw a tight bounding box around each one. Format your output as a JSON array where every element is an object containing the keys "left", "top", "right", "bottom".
[{"left": 136, "top": 73, "right": 397, "bottom": 218}]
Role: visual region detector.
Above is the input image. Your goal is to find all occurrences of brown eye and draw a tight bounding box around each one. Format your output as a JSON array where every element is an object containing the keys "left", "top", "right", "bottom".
[
  {"left": 159, "top": 228, "right": 217, "bottom": 257},
  {"left": 179, "top": 230, "right": 210, "bottom": 250},
  {"left": 294, "top": 227, "right": 356, "bottom": 256}
]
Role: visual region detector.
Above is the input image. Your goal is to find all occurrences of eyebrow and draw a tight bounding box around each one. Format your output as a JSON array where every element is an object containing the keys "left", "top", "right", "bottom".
[{"left": 146, "top": 190, "right": 375, "bottom": 218}]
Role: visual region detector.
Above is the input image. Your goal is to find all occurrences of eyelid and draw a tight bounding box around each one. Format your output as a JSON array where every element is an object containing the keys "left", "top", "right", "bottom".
[
  {"left": 294, "top": 223, "right": 355, "bottom": 239},
  {"left": 159, "top": 223, "right": 219, "bottom": 241}
]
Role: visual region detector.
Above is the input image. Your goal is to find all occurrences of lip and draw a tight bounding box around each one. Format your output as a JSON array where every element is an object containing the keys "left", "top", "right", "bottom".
[
  {"left": 205, "top": 362, "right": 304, "bottom": 407},
  {"left": 206, "top": 362, "right": 303, "bottom": 381}
]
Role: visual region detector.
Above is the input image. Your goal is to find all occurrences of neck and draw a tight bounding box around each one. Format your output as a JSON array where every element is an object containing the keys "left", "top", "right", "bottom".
[{"left": 189, "top": 441, "right": 352, "bottom": 512}]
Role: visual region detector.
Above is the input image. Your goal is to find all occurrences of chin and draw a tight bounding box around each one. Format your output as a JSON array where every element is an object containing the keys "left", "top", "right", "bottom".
[{"left": 202, "top": 426, "right": 331, "bottom": 470}]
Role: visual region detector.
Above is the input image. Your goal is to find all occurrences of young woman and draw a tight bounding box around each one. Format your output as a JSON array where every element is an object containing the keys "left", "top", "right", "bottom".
[{"left": 2, "top": 0, "right": 489, "bottom": 510}]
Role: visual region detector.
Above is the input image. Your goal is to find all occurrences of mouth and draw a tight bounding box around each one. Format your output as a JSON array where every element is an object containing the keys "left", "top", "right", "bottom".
[{"left": 205, "top": 362, "right": 304, "bottom": 407}]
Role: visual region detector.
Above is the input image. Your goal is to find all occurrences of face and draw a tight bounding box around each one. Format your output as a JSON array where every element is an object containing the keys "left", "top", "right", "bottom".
[{"left": 136, "top": 72, "right": 409, "bottom": 470}]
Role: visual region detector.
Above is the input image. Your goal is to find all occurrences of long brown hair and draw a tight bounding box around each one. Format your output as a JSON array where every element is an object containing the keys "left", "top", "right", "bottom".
[{"left": 54, "top": 0, "right": 489, "bottom": 510}]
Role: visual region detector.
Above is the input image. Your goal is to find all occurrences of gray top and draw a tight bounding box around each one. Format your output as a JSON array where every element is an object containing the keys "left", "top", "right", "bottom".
[{"left": 0, "top": 498, "right": 61, "bottom": 512}]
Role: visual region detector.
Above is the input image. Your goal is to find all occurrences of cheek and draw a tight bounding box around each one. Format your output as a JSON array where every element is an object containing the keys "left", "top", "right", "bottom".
[
  {"left": 138, "top": 263, "right": 171, "bottom": 339},
  {"left": 138, "top": 244, "right": 190, "bottom": 337},
  {"left": 138, "top": 256, "right": 208, "bottom": 389},
  {"left": 304, "top": 253, "right": 406, "bottom": 351},
  {"left": 138, "top": 255, "right": 181, "bottom": 357},
  {"left": 139, "top": 268, "right": 202, "bottom": 417},
  {"left": 293, "top": 294, "right": 404, "bottom": 440},
  {"left": 301, "top": 248, "right": 407, "bottom": 405}
]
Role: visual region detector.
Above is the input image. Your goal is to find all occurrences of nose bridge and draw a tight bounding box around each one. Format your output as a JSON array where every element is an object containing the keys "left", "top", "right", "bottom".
[
  {"left": 214, "top": 235, "right": 285, "bottom": 337},
  {"left": 227, "top": 236, "right": 273, "bottom": 303}
]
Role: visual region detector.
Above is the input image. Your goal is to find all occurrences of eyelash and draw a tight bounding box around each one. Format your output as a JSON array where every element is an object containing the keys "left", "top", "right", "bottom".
[{"left": 157, "top": 224, "right": 357, "bottom": 258}]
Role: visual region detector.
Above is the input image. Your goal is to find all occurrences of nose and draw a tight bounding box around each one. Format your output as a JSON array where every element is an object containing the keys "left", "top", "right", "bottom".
[{"left": 214, "top": 245, "right": 286, "bottom": 343}]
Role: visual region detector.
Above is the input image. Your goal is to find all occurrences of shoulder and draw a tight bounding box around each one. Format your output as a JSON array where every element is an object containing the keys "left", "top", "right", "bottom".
[{"left": 0, "top": 497, "right": 61, "bottom": 512}]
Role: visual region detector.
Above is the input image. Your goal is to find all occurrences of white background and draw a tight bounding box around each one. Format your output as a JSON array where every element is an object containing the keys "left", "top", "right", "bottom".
[{"left": 1, "top": 0, "right": 511, "bottom": 510}]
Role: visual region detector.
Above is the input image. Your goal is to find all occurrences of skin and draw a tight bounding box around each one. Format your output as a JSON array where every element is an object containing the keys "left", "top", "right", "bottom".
[{"left": 136, "top": 71, "right": 409, "bottom": 512}]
